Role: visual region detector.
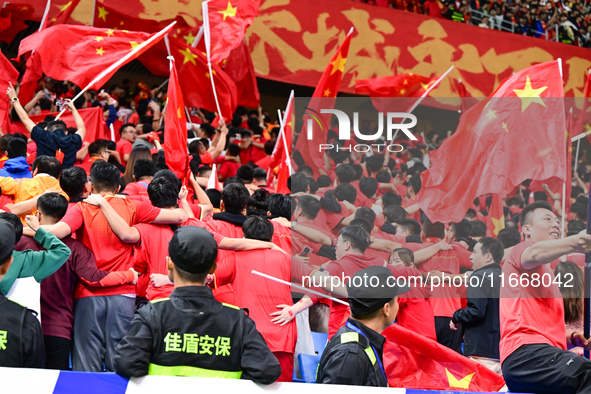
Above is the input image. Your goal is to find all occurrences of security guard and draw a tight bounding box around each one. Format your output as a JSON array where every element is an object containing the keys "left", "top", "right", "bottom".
[
  {"left": 316, "top": 266, "right": 409, "bottom": 386},
  {"left": 0, "top": 220, "right": 45, "bottom": 368},
  {"left": 114, "top": 226, "right": 281, "bottom": 384}
]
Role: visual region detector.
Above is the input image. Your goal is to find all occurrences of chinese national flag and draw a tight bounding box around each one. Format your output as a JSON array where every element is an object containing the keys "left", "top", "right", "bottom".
[
  {"left": 23, "top": 107, "right": 108, "bottom": 143},
  {"left": 417, "top": 60, "right": 566, "bottom": 223},
  {"left": 485, "top": 194, "right": 505, "bottom": 237},
  {"left": 0, "top": 4, "right": 33, "bottom": 44},
  {"left": 18, "top": 24, "right": 173, "bottom": 91},
  {"left": 294, "top": 29, "right": 353, "bottom": 177},
  {"left": 574, "top": 71, "right": 591, "bottom": 145},
  {"left": 355, "top": 73, "right": 433, "bottom": 98},
  {"left": 0, "top": 50, "right": 19, "bottom": 135},
  {"left": 18, "top": 51, "right": 43, "bottom": 106},
  {"left": 166, "top": 37, "right": 237, "bottom": 121},
  {"left": 224, "top": 40, "right": 260, "bottom": 108},
  {"left": 163, "top": 58, "right": 188, "bottom": 180},
  {"left": 204, "top": 0, "right": 260, "bottom": 64},
  {"left": 383, "top": 324, "right": 506, "bottom": 391},
  {"left": 270, "top": 93, "right": 293, "bottom": 194},
  {"left": 44, "top": 0, "right": 82, "bottom": 28}
]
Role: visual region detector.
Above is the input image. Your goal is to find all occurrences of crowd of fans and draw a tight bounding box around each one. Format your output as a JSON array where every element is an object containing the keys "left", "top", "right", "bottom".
[
  {"left": 1, "top": 75, "right": 591, "bottom": 392},
  {"left": 351, "top": 0, "right": 591, "bottom": 47}
]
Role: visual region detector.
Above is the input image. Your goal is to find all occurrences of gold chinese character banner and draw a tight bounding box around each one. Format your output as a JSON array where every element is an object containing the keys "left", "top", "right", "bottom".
[{"left": 246, "top": 0, "right": 591, "bottom": 97}]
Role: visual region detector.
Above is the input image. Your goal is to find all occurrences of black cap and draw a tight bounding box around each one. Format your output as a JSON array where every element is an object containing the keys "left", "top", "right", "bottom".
[
  {"left": 0, "top": 221, "right": 15, "bottom": 266},
  {"left": 168, "top": 227, "right": 218, "bottom": 274},
  {"left": 347, "top": 266, "right": 409, "bottom": 316}
]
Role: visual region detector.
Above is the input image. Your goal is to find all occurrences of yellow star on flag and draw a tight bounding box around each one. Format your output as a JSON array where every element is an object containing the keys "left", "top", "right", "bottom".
[
  {"left": 513, "top": 76, "right": 548, "bottom": 113},
  {"left": 94, "top": 36, "right": 104, "bottom": 42},
  {"left": 420, "top": 82, "right": 432, "bottom": 91},
  {"left": 96, "top": 47, "right": 105, "bottom": 56},
  {"left": 177, "top": 108, "right": 182, "bottom": 119},
  {"left": 323, "top": 89, "right": 332, "bottom": 97},
  {"left": 120, "top": 21, "right": 124, "bottom": 26},
  {"left": 491, "top": 216, "right": 505, "bottom": 236},
  {"left": 218, "top": 2, "right": 237, "bottom": 21},
  {"left": 402, "top": 79, "right": 408, "bottom": 85},
  {"left": 485, "top": 109, "right": 497, "bottom": 121},
  {"left": 502, "top": 122, "right": 509, "bottom": 132},
  {"left": 400, "top": 89, "right": 406, "bottom": 95},
  {"left": 445, "top": 369, "right": 474, "bottom": 390},
  {"left": 97, "top": 6, "right": 109, "bottom": 22},
  {"left": 179, "top": 48, "right": 197, "bottom": 65},
  {"left": 106, "top": 29, "right": 115, "bottom": 37},
  {"left": 60, "top": 1, "right": 72, "bottom": 12},
  {"left": 205, "top": 72, "right": 210, "bottom": 78},
  {"left": 183, "top": 32, "right": 196, "bottom": 46},
  {"left": 129, "top": 41, "right": 141, "bottom": 50},
  {"left": 329, "top": 52, "right": 347, "bottom": 75},
  {"left": 585, "top": 124, "right": 591, "bottom": 135}
]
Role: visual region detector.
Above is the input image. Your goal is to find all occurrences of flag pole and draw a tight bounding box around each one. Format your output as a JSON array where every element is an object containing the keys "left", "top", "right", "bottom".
[
  {"left": 251, "top": 270, "right": 349, "bottom": 306},
  {"left": 391, "top": 65, "right": 454, "bottom": 143},
  {"left": 55, "top": 21, "right": 177, "bottom": 120},
  {"left": 192, "top": 26, "right": 204, "bottom": 48},
  {"left": 201, "top": 0, "right": 225, "bottom": 120},
  {"left": 39, "top": 0, "right": 51, "bottom": 31},
  {"left": 91, "top": 0, "right": 96, "bottom": 27},
  {"left": 574, "top": 138, "right": 581, "bottom": 175}
]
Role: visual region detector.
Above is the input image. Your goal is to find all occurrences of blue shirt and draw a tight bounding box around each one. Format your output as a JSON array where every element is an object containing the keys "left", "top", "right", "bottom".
[{"left": 31, "top": 125, "right": 82, "bottom": 169}]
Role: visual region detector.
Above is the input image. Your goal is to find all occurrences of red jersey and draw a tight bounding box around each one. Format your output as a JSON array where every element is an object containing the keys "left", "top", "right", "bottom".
[
  {"left": 61, "top": 195, "right": 160, "bottom": 298},
  {"left": 116, "top": 140, "right": 133, "bottom": 166},
  {"left": 218, "top": 160, "right": 240, "bottom": 180},
  {"left": 134, "top": 218, "right": 224, "bottom": 300},
  {"left": 123, "top": 181, "right": 150, "bottom": 198},
  {"left": 325, "top": 253, "right": 386, "bottom": 338},
  {"left": 406, "top": 239, "right": 472, "bottom": 317},
  {"left": 403, "top": 197, "right": 420, "bottom": 221},
  {"left": 387, "top": 265, "right": 437, "bottom": 341},
  {"left": 76, "top": 156, "right": 103, "bottom": 175},
  {"left": 271, "top": 221, "right": 291, "bottom": 253},
  {"left": 214, "top": 249, "right": 296, "bottom": 353},
  {"left": 499, "top": 241, "right": 566, "bottom": 363}
]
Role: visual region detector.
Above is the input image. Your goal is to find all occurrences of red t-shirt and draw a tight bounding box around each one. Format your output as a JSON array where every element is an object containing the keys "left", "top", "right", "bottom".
[
  {"left": 271, "top": 221, "right": 291, "bottom": 253},
  {"left": 387, "top": 265, "right": 437, "bottom": 341},
  {"left": 499, "top": 241, "right": 566, "bottom": 363},
  {"left": 116, "top": 140, "right": 133, "bottom": 166},
  {"left": 76, "top": 156, "right": 103, "bottom": 175},
  {"left": 123, "top": 181, "right": 150, "bottom": 198},
  {"left": 292, "top": 221, "right": 335, "bottom": 267},
  {"left": 214, "top": 249, "right": 296, "bottom": 353},
  {"left": 324, "top": 253, "right": 386, "bottom": 338},
  {"left": 403, "top": 197, "right": 420, "bottom": 221},
  {"left": 61, "top": 196, "right": 160, "bottom": 298},
  {"left": 406, "top": 239, "right": 472, "bottom": 317},
  {"left": 218, "top": 161, "right": 240, "bottom": 180},
  {"left": 134, "top": 218, "right": 224, "bottom": 300}
]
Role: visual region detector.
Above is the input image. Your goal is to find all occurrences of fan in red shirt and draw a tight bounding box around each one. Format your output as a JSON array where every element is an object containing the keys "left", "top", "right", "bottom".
[
  {"left": 218, "top": 144, "right": 241, "bottom": 181},
  {"left": 306, "top": 225, "right": 387, "bottom": 338},
  {"left": 404, "top": 219, "right": 472, "bottom": 353},
  {"left": 76, "top": 140, "right": 111, "bottom": 175},
  {"left": 387, "top": 248, "right": 436, "bottom": 341},
  {"left": 40, "top": 161, "right": 188, "bottom": 372},
  {"left": 120, "top": 159, "right": 155, "bottom": 201},
  {"left": 115, "top": 124, "right": 137, "bottom": 166},
  {"left": 213, "top": 216, "right": 295, "bottom": 382},
  {"left": 500, "top": 201, "right": 591, "bottom": 394}
]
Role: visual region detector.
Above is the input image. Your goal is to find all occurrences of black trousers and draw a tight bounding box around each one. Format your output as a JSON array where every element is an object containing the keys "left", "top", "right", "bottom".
[
  {"left": 502, "top": 344, "right": 591, "bottom": 394},
  {"left": 434, "top": 316, "right": 463, "bottom": 354},
  {"left": 44, "top": 335, "right": 70, "bottom": 370}
]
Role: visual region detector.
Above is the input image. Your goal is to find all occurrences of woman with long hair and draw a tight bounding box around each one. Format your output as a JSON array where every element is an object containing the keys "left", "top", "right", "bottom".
[{"left": 387, "top": 247, "right": 437, "bottom": 341}]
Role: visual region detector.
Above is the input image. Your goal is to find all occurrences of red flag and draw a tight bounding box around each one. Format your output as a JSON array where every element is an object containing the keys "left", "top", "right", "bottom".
[
  {"left": 0, "top": 50, "right": 19, "bottom": 135},
  {"left": 18, "top": 24, "right": 173, "bottom": 91},
  {"left": 383, "top": 324, "right": 505, "bottom": 391},
  {"left": 207, "top": 164, "right": 221, "bottom": 191},
  {"left": 0, "top": 4, "right": 33, "bottom": 44},
  {"left": 44, "top": 0, "right": 81, "bottom": 28},
  {"left": 270, "top": 93, "right": 294, "bottom": 194},
  {"left": 23, "top": 107, "right": 108, "bottom": 143},
  {"left": 573, "top": 70, "right": 591, "bottom": 144},
  {"left": 163, "top": 57, "right": 188, "bottom": 180},
  {"left": 485, "top": 194, "right": 505, "bottom": 237},
  {"left": 418, "top": 60, "right": 566, "bottom": 223},
  {"left": 203, "top": 0, "right": 260, "bottom": 64},
  {"left": 355, "top": 73, "right": 434, "bottom": 98},
  {"left": 166, "top": 37, "right": 237, "bottom": 121},
  {"left": 224, "top": 40, "right": 260, "bottom": 108},
  {"left": 293, "top": 29, "right": 353, "bottom": 177}
]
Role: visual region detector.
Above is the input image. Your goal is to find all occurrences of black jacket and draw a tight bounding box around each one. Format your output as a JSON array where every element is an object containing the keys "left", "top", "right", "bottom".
[
  {"left": 316, "top": 318, "right": 388, "bottom": 387},
  {"left": 452, "top": 263, "right": 501, "bottom": 359},
  {"left": 0, "top": 293, "right": 45, "bottom": 368},
  {"left": 113, "top": 286, "right": 281, "bottom": 383}
]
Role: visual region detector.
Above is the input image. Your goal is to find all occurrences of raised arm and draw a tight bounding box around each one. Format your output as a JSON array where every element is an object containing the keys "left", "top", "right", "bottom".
[{"left": 521, "top": 232, "right": 591, "bottom": 270}]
